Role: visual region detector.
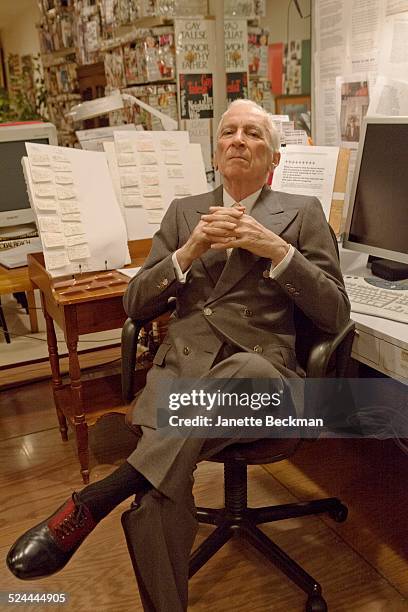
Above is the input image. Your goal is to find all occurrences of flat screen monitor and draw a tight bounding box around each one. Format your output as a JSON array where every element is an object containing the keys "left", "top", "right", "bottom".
[
  {"left": 0, "top": 122, "right": 58, "bottom": 235},
  {"left": 343, "top": 116, "right": 408, "bottom": 266}
]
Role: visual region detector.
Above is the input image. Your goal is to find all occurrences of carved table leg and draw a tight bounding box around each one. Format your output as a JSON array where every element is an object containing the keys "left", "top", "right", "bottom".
[
  {"left": 67, "top": 335, "right": 89, "bottom": 484},
  {"left": 42, "top": 296, "right": 67, "bottom": 441}
]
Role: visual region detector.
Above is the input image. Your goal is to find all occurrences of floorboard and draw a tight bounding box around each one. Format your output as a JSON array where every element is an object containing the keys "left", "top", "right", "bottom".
[{"left": 0, "top": 379, "right": 407, "bottom": 611}]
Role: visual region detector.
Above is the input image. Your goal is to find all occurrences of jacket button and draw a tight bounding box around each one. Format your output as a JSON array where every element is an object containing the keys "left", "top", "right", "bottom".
[
  {"left": 157, "top": 278, "right": 169, "bottom": 290},
  {"left": 263, "top": 269, "right": 270, "bottom": 278},
  {"left": 253, "top": 345, "right": 263, "bottom": 353},
  {"left": 203, "top": 307, "right": 213, "bottom": 316},
  {"left": 183, "top": 346, "right": 190, "bottom": 355},
  {"left": 285, "top": 282, "right": 293, "bottom": 289},
  {"left": 243, "top": 307, "right": 252, "bottom": 317}
]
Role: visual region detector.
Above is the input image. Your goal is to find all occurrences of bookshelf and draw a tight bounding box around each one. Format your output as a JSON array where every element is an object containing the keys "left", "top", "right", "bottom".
[{"left": 36, "top": 1, "right": 270, "bottom": 147}]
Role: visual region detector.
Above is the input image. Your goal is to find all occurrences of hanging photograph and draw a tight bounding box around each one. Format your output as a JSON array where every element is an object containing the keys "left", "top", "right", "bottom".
[{"left": 337, "top": 78, "right": 369, "bottom": 145}]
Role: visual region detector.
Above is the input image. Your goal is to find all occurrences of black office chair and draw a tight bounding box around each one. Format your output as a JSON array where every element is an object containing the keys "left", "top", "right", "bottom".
[{"left": 121, "top": 302, "right": 354, "bottom": 612}]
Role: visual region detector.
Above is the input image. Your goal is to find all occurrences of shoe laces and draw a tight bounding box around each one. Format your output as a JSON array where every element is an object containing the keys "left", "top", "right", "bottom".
[{"left": 54, "top": 499, "right": 87, "bottom": 539}]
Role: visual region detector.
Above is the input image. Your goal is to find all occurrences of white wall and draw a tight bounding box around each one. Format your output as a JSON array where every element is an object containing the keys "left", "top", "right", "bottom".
[
  {"left": 263, "top": 0, "right": 311, "bottom": 43},
  {"left": 0, "top": 0, "right": 41, "bottom": 85}
]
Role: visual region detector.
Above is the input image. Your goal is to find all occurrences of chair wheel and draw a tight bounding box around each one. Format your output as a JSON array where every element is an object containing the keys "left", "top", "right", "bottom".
[
  {"left": 329, "top": 503, "right": 348, "bottom": 523},
  {"left": 306, "top": 594, "right": 328, "bottom": 612}
]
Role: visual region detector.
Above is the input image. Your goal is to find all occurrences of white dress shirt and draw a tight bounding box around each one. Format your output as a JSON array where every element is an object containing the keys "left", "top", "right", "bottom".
[{"left": 173, "top": 187, "right": 294, "bottom": 282}]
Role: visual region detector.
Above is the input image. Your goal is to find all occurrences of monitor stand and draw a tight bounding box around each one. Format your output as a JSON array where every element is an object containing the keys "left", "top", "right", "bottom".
[{"left": 367, "top": 257, "right": 408, "bottom": 281}]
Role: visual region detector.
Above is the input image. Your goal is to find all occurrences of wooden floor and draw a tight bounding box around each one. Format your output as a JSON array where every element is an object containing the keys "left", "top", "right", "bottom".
[
  {"left": 0, "top": 378, "right": 407, "bottom": 611},
  {"left": 0, "top": 345, "right": 122, "bottom": 389}
]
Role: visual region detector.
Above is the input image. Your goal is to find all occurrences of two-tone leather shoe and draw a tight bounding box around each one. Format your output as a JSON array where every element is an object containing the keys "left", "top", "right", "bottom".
[{"left": 6, "top": 493, "right": 97, "bottom": 580}]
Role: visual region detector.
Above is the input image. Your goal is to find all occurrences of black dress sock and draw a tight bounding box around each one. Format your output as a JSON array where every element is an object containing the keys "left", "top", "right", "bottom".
[{"left": 78, "top": 461, "right": 151, "bottom": 522}]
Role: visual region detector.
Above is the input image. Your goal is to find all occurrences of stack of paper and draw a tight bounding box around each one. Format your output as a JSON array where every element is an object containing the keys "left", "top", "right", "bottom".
[
  {"left": 104, "top": 130, "right": 207, "bottom": 240},
  {"left": 23, "top": 143, "right": 130, "bottom": 278}
]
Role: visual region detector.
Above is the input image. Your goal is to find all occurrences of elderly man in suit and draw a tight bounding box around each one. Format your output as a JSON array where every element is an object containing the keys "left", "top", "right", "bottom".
[{"left": 8, "top": 99, "right": 350, "bottom": 611}]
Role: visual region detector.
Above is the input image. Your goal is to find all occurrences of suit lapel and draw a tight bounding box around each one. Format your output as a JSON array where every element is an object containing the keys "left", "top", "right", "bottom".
[{"left": 205, "top": 186, "right": 299, "bottom": 304}]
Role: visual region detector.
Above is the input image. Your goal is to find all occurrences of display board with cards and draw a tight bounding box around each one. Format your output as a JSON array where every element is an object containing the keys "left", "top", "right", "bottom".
[
  {"left": 104, "top": 130, "right": 208, "bottom": 240},
  {"left": 23, "top": 143, "right": 130, "bottom": 278}
]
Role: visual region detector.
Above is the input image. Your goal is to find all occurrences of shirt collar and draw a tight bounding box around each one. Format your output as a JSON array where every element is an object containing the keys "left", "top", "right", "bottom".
[{"left": 223, "top": 186, "right": 263, "bottom": 214}]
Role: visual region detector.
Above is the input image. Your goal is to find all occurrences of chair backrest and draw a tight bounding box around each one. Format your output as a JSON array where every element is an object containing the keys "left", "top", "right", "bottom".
[{"left": 294, "top": 224, "right": 352, "bottom": 377}]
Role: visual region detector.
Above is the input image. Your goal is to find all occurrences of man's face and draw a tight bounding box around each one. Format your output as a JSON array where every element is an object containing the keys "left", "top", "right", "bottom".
[{"left": 215, "top": 104, "right": 274, "bottom": 188}]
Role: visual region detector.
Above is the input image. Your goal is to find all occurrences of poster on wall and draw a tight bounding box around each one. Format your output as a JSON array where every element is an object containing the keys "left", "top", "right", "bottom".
[
  {"left": 268, "top": 40, "right": 311, "bottom": 96},
  {"left": 226, "top": 72, "right": 248, "bottom": 102},
  {"left": 284, "top": 41, "right": 302, "bottom": 94},
  {"left": 313, "top": 1, "right": 408, "bottom": 234},
  {"left": 248, "top": 26, "right": 269, "bottom": 78},
  {"left": 336, "top": 76, "right": 369, "bottom": 147},
  {"left": 179, "top": 73, "right": 213, "bottom": 119},
  {"left": 175, "top": 18, "right": 216, "bottom": 120},
  {"left": 224, "top": 19, "right": 249, "bottom": 104},
  {"left": 181, "top": 118, "right": 213, "bottom": 172},
  {"left": 367, "top": 75, "right": 408, "bottom": 115},
  {"left": 377, "top": 11, "right": 408, "bottom": 80},
  {"left": 283, "top": 39, "right": 311, "bottom": 95},
  {"left": 268, "top": 42, "right": 284, "bottom": 95},
  {"left": 313, "top": 0, "right": 348, "bottom": 146},
  {"left": 312, "top": 0, "right": 408, "bottom": 146},
  {"left": 224, "top": 19, "right": 248, "bottom": 71}
]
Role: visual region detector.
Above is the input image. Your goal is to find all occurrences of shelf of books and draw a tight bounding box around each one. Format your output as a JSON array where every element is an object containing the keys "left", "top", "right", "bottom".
[{"left": 37, "top": 1, "right": 270, "bottom": 150}]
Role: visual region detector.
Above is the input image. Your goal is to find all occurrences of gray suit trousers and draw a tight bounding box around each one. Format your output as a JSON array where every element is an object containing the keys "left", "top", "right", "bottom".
[{"left": 123, "top": 351, "right": 288, "bottom": 612}]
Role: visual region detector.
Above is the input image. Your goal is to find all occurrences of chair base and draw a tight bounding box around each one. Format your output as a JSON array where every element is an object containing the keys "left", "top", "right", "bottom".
[{"left": 189, "top": 497, "right": 348, "bottom": 612}]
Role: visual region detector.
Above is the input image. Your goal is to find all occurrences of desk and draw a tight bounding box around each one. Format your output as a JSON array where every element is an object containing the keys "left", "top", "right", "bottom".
[
  {"left": 27, "top": 239, "right": 152, "bottom": 483},
  {"left": 341, "top": 249, "right": 408, "bottom": 385},
  {"left": 0, "top": 264, "right": 39, "bottom": 339}
]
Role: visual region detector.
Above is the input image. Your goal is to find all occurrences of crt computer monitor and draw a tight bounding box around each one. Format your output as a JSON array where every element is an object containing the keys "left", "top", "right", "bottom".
[
  {"left": 0, "top": 122, "right": 58, "bottom": 231},
  {"left": 343, "top": 115, "right": 408, "bottom": 266}
]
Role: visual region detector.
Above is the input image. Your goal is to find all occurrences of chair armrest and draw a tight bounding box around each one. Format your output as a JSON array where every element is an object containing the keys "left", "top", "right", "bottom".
[
  {"left": 306, "top": 320, "right": 355, "bottom": 378},
  {"left": 121, "top": 318, "right": 143, "bottom": 403},
  {"left": 121, "top": 301, "right": 176, "bottom": 402}
]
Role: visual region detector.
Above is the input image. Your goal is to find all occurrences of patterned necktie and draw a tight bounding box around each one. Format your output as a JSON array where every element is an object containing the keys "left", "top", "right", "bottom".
[{"left": 227, "top": 202, "right": 240, "bottom": 258}]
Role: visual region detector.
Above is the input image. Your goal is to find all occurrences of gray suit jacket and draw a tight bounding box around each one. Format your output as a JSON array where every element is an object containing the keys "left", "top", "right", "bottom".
[{"left": 123, "top": 185, "right": 350, "bottom": 425}]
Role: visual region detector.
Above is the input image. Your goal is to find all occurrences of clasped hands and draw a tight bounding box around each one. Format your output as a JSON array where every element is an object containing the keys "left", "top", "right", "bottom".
[
  {"left": 176, "top": 206, "right": 289, "bottom": 272},
  {"left": 201, "top": 206, "right": 289, "bottom": 261}
]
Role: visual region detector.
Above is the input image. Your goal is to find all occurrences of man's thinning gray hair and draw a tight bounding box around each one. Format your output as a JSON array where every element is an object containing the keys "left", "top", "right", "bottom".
[{"left": 216, "top": 99, "right": 280, "bottom": 153}]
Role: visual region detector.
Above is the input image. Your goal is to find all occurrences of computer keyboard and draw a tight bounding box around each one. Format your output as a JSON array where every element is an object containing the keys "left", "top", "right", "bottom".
[{"left": 344, "top": 275, "right": 408, "bottom": 324}]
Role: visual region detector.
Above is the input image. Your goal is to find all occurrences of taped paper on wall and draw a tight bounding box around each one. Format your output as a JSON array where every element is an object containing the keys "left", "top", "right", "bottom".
[
  {"left": 31, "top": 167, "right": 53, "bottom": 182},
  {"left": 35, "top": 198, "right": 57, "bottom": 211},
  {"left": 35, "top": 185, "right": 55, "bottom": 198},
  {"left": 47, "top": 252, "right": 69, "bottom": 269},
  {"left": 43, "top": 232, "right": 65, "bottom": 248},
  {"left": 38, "top": 217, "right": 63, "bottom": 233}
]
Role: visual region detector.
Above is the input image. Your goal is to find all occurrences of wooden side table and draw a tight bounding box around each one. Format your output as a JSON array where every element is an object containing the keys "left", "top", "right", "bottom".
[
  {"left": 27, "top": 239, "right": 152, "bottom": 483},
  {"left": 0, "top": 264, "right": 39, "bottom": 341}
]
